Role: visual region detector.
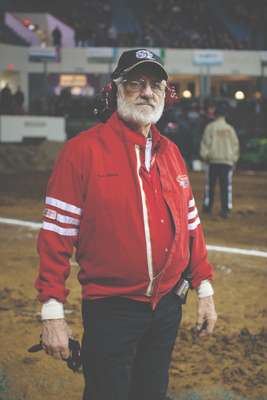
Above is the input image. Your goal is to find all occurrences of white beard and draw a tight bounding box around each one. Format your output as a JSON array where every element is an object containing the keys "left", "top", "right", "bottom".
[{"left": 117, "top": 85, "right": 165, "bottom": 126}]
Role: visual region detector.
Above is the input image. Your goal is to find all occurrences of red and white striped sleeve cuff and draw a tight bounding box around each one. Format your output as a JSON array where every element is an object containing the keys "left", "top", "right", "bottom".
[
  {"left": 42, "top": 196, "right": 82, "bottom": 237},
  {"left": 188, "top": 198, "right": 200, "bottom": 231}
]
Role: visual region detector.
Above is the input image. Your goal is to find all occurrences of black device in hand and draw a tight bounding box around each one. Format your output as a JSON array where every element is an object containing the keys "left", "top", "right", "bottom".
[
  {"left": 173, "top": 277, "right": 190, "bottom": 303},
  {"left": 28, "top": 337, "right": 82, "bottom": 373}
]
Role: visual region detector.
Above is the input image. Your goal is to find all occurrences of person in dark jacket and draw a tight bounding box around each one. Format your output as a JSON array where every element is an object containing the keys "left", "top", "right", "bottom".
[
  {"left": 52, "top": 26, "right": 62, "bottom": 47},
  {"left": 13, "top": 86, "right": 25, "bottom": 114},
  {"left": 0, "top": 83, "right": 13, "bottom": 114}
]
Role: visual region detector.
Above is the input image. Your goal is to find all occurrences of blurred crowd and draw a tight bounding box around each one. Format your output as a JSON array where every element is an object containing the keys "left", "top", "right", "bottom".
[
  {"left": 57, "top": 0, "right": 267, "bottom": 49},
  {"left": 134, "top": 0, "right": 241, "bottom": 49},
  {"left": 1, "top": 82, "right": 266, "bottom": 167},
  {"left": 0, "top": 84, "right": 25, "bottom": 114},
  {"left": 63, "top": 2, "right": 113, "bottom": 47},
  {"left": 4, "top": 90, "right": 266, "bottom": 160},
  {"left": 3, "top": 0, "right": 267, "bottom": 49},
  {"left": 224, "top": 0, "right": 267, "bottom": 49},
  {"left": 29, "top": 87, "right": 90, "bottom": 119},
  {"left": 158, "top": 97, "right": 267, "bottom": 168}
]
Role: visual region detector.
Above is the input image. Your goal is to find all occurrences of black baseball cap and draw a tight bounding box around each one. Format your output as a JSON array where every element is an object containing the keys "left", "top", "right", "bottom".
[{"left": 111, "top": 49, "right": 168, "bottom": 80}]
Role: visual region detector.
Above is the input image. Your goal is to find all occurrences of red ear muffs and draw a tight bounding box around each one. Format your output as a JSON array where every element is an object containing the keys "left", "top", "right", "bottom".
[
  {"left": 92, "top": 81, "right": 117, "bottom": 122},
  {"left": 165, "top": 84, "right": 179, "bottom": 109}
]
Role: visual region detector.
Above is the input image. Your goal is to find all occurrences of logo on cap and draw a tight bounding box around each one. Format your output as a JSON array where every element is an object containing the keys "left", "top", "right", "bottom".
[{"left": 136, "top": 50, "right": 154, "bottom": 60}]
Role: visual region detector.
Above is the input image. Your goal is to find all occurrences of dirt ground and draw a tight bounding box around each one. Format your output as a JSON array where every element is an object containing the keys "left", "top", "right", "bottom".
[{"left": 0, "top": 143, "right": 266, "bottom": 400}]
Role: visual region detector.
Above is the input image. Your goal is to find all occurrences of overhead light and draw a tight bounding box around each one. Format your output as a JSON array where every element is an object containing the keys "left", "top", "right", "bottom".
[
  {"left": 71, "top": 86, "right": 82, "bottom": 96},
  {"left": 60, "top": 74, "right": 87, "bottom": 87},
  {"left": 28, "top": 24, "right": 36, "bottom": 31},
  {"left": 234, "top": 90, "right": 245, "bottom": 100},
  {"left": 0, "top": 80, "right": 7, "bottom": 89},
  {"left": 182, "top": 90, "right": 192, "bottom": 98}
]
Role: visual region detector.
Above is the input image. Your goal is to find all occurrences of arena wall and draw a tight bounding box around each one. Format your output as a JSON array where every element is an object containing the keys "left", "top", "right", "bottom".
[{"left": 0, "top": 44, "right": 267, "bottom": 108}]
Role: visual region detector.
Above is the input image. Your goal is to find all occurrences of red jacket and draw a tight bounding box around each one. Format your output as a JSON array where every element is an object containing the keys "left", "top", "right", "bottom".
[{"left": 35, "top": 112, "right": 213, "bottom": 308}]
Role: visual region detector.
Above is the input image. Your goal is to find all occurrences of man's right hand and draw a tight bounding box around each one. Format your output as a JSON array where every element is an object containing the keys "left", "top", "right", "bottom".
[{"left": 41, "top": 319, "right": 72, "bottom": 360}]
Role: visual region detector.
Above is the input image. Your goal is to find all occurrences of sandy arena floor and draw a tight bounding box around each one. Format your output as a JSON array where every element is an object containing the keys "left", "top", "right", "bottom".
[{"left": 0, "top": 161, "right": 266, "bottom": 400}]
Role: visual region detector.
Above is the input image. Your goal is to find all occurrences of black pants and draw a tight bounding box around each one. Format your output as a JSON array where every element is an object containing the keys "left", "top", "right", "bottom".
[
  {"left": 203, "top": 163, "right": 233, "bottom": 214},
  {"left": 81, "top": 291, "right": 182, "bottom": 400}
]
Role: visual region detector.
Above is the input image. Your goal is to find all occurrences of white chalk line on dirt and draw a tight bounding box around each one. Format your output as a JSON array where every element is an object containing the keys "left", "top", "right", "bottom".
[
  {"left": 0, "top": 216, "right": 267, "bottom": 258},
  {"left": 0, "top": 217, "right": 42, "bottom": 229},
  {"left": 206, "top": 245, "right": 267, "bottom": 258}
]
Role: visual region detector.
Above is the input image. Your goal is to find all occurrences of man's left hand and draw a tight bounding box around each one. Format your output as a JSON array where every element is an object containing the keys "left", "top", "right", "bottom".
[{"left": 196, "top": 295, "right": 217, "bottom": 337}]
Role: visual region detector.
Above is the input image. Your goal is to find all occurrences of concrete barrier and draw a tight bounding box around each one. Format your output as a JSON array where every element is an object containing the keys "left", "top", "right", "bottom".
[{"left": 0, "top": 115, "right": 66, "bottom": 142}]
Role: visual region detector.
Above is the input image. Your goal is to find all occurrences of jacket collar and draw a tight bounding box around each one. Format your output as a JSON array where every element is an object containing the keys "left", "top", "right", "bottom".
[{"left": 107, "top": 112, "right": 167, "bottom": 152}]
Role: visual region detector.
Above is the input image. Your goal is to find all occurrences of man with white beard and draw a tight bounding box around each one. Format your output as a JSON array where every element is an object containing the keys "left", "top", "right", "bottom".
[
  {"left": 35, "top": 49, "right": 217, "bottom": 400},
  {"left": 114, "top": 67, "right": 166, "bottom": 129}
]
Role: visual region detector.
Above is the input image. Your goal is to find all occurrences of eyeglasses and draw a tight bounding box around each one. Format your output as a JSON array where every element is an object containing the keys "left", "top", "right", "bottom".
[{"left": 122, "top": 78, "right": 167, "bottom": 94}]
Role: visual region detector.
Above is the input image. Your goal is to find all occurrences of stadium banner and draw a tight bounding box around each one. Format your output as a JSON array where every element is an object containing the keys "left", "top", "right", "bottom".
[
  {"left": 29, "top": 47, "right": 58, "bottom": 62},
  {"left": 193, "top": 50, "right": 224, "bottom": 66},
  {"left": 0, "top": 116, "right": 66, "bottom": 142}
]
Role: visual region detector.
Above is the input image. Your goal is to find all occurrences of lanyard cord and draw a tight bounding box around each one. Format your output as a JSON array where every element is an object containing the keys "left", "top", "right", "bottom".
[{"left": 145, "top": 131, "right": 153, "bottom": 172}]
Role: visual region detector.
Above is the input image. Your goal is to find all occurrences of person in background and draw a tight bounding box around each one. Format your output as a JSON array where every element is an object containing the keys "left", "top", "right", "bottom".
[
  {"left": 0, "top": 83, "right": 13, "bottom": 114},
  {"left": 13, "top": 86, "right": 25, "bottom": 114},
  {"left": 52, "top": 26, "right": 62, "bottom": 48},
  {"left": 35, "top": 48, "right": 217, "bottom": 400},
  {"left": 200, "top": 103, "right": 240, "bottom": 218}
]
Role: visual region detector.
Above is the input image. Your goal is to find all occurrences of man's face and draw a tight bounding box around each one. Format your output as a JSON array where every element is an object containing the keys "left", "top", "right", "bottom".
[{"left": 116, "top": 67, "right": 166, "bottom": 127}]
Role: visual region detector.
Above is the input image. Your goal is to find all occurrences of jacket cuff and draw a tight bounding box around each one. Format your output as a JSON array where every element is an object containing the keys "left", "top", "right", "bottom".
[
  {"left": 196, "top": 279, "right": 214, "bottom": 298},
  {"left": 41, "top": 298, "right": 64, "bottom": 320}
]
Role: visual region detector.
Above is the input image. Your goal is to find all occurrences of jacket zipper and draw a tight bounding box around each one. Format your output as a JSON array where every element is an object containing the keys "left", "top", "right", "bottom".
[{"left": 135, "top": 145, "right": 154, "bottom": 297}]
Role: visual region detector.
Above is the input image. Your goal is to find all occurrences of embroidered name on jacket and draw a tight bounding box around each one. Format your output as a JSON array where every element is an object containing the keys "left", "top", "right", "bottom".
[
  {"left": 176, "top": 174, "right": 189, "bottom": 188},
  {"left": 97, "top": 172, "right": 119, "bottom": 177}
]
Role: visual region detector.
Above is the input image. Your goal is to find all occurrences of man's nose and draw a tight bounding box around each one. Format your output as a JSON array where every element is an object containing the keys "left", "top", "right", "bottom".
[{"left": 140, "top": 82, "right": 154, "bottom": 97}]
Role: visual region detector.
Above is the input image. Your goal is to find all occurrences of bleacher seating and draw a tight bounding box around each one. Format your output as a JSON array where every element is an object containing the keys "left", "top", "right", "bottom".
[{"left": 1, "top": 0, "right": 267, "bottom": 49}]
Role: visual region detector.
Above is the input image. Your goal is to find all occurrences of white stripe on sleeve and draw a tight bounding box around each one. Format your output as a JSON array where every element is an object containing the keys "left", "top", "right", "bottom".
[
  {"left": 45, "top": 196, "right": 82, "bottom": 216},
  {"left": 188, "top": 198, "right": 195, "bottom": 208},
  {"left": 188, "top": 197, "right": 200, "bottom": 230},
  {"left": 56, "top": 213, "right": 80, "bottom": 226},
  {"left": 188, "top": 207, "right": 198, "bottom": 220},
  {"left": 42, "top": 221, "right": 78, "bottom": 236},
  {"left": 188, "top": 217, "right": 200, "bottom": 231}
]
